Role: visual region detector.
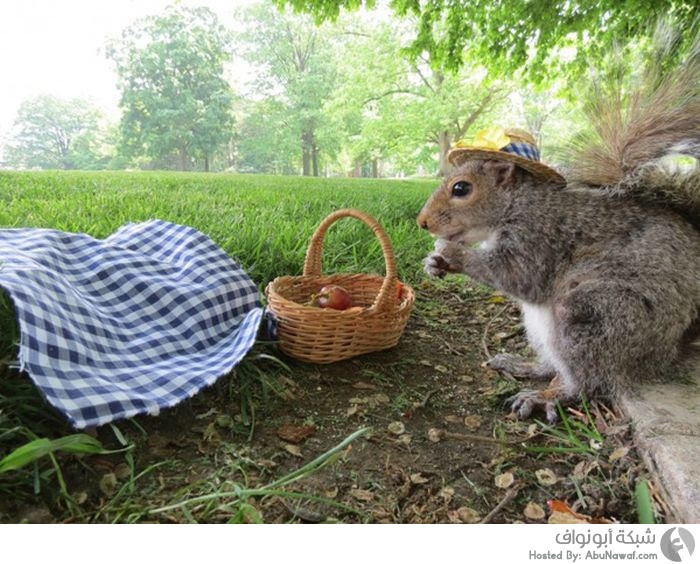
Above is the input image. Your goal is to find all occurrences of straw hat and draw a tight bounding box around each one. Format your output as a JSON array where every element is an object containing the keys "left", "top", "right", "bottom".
[{"left": 448, "top": 126, "right": 565, "bottom": 184}]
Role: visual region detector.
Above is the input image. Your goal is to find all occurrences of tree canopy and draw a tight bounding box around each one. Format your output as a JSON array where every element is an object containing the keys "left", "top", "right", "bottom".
[
  {"left": 276, "top": 0, "right": 699, "bottom": 78},
  {"left": 106, "top": 5, "right": 235, "bottom": 171},
  {"left": 4, "top": 95, "right": 106, "bottom": 170}
]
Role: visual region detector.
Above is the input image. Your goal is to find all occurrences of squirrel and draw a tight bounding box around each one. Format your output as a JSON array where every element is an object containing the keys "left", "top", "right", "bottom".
[{"left": 416, "top": 25, "right": 700, "bottom": 422}]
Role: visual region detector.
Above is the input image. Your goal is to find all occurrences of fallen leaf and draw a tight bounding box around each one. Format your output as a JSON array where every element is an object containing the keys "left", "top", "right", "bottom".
[
  {"left": 495, "top": 471, "right": 515, "bottom": 489},
  {"left": 609, "top": 446, "right": 629, "bottom": 463},
  {"left": 457, "top": 506, "right": 481, "bottom": 524},
  {"left": 440, "top": 486, "right": 455, "bottom": 502},
  {"left": 410, "top": 473, "right": 429, "bottom": 484},
  {"left": 535, "top": 468, "right": 558, "bottom": 486},
  {"left": 546, "top": 500, "right": 612, "bottom": 524},
  {"left": 114, "top": 463, "right": 131, "bottom": 481},
  {"left": 352, "top": 381, "right": 377, "bottom": 390},
  {"left": 324, "top": 487, "right": 338, "bottom": 499},
  {"left": 202, "top": 422, "right": 221, "bottom": 444},
  {"left": 387, "top": 421, "right": 405, "bottom": 435},
  {"left": 444, "top": 415, "right": 462, "bottom": 424},
  {"left": 215, "top": 414, "right": 234, "bottom": 429},
  {"left": 350, "top": 488, "right": 374, "bottom": 502},
  {"left": 371, "top": 393, "right": 391, "bottom": 405},
  {"left": 419, "top": 360, "right": 432, "bottom": 367},
  {"left": 276, "top": 424, "right": 316, "bottom": 444},
  {"left": 397, "top": 434, "right": 412, "bottom": 445},
  {"left": 284, "top": 444, "right": 303, "bottom": 458},
  {"left": 548, "top": 511, "right": 589, "bottom": 524},
  {"left": 256, "top": 459, "right": 278, "bottom": 469},
  {"left": 489, "top": 295, "right": 506, "bottom": 304},
  {"left": 464, "top": 415, "right": 482, "bottom": 430},
  {"left": 589, "top": 439, "right": 603, "bottom": 450},
  {"left": 427, "top": 428, "right": 443, "bottom": 443},
  {"left": 572, "top": 460, "right": 598, "bottom": 480},
  {"left": 524, "top": 502, "right": 546, "bottom": 520},
  {"left": 73, "top": 491, "right": 88, "bottom": 505},
  {"left": 434, "top": 364, "right": 449, "bottom": 373},
  {"left": 345, "top": 405, "right": 359, "bottom": 417},
  {"left": 99, "top": 473, "right": 118, "bottom": 497}
]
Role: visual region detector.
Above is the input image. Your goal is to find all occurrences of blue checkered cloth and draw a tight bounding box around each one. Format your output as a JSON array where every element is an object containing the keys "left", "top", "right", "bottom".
[{"left": 0, "top": 220, "right": 263, "bottom": 429}]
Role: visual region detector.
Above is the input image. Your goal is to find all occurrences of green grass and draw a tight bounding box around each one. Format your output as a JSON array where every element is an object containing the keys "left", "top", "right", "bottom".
[
  {"left": 0, "top": 170, "right": 438, "bottom": 289},
  {"left": 0, "top": 170, "right": 438, "bottom": 519}
]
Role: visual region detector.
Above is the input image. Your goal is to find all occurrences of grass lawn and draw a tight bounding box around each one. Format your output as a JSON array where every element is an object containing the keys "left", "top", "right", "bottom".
[
  {"left": 0, "top": 170, "right": 438, "bottom": 288},
  {"left": 0, "top": 171, "right": 655, "bottom": 524}
]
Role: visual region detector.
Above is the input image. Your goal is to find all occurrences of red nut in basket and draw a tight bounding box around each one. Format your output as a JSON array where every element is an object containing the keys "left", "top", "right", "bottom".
[{"left": 313, "top": 284, "right": 352, "bottom": 310}]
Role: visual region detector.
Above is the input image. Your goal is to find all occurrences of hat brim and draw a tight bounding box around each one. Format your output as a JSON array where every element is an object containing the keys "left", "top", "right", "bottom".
[{"left": 448, "top": 147, "right": 566, "bottom": 184}]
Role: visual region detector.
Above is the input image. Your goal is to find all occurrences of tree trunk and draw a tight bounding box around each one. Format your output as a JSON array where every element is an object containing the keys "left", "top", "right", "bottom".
[
  {"left": 371, "top": 159, "right": 378, "bottom": 178},
  {"left": 437, "top": 131, "right": 452, "bottom": 176},
  {"left": 179, "top": 145, "right": 189, "bottom": 171},
  {"left": 301, "top": 130, "right": 312, "bottom": 176},
  {"left": 312, "top": 143, "right": 319, "bottom": 177},
  {"left": 204, "top": 154, "right": 210, "bottom": 173}
]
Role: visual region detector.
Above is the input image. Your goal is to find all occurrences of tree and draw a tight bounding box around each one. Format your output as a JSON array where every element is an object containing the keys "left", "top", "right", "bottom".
[
  {"left": 277, "top": 0, "right": 699, "bottom": 79},
  {"left": 106, "top": 5, "right": 234, "bottom": 171},
  {"left": 235, "top": 4, "right": 339, "bottom": 176},
  {"left": 4, "top": 95, "right": 106, "bottom": 170},
  {"left": 329, "top": 18, "right": 505, "bottom": 176}
]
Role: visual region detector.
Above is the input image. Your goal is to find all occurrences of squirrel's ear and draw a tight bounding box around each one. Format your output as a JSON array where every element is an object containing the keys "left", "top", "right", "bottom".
[{"left": 482, "top": 160, "right": 518, "bottom": 188}]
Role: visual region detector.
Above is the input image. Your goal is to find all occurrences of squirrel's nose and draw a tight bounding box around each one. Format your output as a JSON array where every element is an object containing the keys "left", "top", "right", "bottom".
[{"left": 417, "top": 213, "right": 429, "bottom": 230}]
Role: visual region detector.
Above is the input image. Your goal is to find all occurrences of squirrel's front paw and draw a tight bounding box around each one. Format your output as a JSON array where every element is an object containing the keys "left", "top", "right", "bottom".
[
  {"left": 424, "top": 239, "right": 465, "bottom": 277},
  {"left": 424, "top": 251, "right": 461, "bottom": 278}
]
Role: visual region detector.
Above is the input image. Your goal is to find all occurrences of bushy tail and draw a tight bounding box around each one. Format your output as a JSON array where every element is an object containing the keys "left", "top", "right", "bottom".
[{"left": 565, "top": 20, "right": 700, "bottom": 203}]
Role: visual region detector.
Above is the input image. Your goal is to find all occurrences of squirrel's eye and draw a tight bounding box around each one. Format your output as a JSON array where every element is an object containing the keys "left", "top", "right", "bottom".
[{"left": 451, "top": 181, "right": 472, "bottom": 198}]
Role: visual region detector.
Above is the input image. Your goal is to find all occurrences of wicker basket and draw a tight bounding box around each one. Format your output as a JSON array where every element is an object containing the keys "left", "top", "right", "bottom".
[{"left": 265, "top": 209, "right": 415, "bottom": 363}]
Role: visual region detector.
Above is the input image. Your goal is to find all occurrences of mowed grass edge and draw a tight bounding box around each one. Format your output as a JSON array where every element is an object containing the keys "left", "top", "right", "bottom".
[{"left": 0, "top": 170, "right": 438, "bottom": 289}]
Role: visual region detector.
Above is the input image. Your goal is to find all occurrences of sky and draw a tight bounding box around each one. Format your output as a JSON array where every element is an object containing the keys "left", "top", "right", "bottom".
[{"left": 0, "top": 0, "right": 257, "bottom": 141}]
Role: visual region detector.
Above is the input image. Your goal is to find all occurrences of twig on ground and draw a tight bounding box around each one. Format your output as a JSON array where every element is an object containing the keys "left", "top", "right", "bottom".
[
  {"left": 479, "top": 486, "right": 520, "bottom": 524},
  {"left": 481, "top": 304, "right": 509, "bottom": 360},
  {"left": 432, "top": 428, "right": 531, "bottom": 446},
  {"left": 419, "top": 389, "right": 439, "bottom": 408}
]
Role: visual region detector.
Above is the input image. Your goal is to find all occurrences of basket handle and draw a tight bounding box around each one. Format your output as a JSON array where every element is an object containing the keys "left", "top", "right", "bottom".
[{"left": 302, "top": 208, "right": 398, "bottom": 313}]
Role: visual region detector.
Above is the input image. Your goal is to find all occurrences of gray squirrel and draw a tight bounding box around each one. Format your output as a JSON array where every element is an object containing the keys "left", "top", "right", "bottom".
[{"left": 416, "top": 27, "right": 700, "bottom": 421}]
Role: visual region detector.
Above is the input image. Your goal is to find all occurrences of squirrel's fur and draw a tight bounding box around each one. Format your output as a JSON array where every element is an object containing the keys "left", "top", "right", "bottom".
[
  {"left": 417, "top": 24, "right": 700, "bottom": 421},
  {"left": 566, "top": 21, "right": 700, "bottom": 224}
]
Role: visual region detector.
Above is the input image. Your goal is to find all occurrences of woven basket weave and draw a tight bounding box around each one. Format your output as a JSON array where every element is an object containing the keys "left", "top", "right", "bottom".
[{"left": 265, "top": 209, "right": 415, "bottom": 364}]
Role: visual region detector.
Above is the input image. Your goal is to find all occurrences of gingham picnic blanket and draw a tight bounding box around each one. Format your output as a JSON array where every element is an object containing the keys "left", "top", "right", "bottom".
[{"left": 0, "top": 220, "right": 263, "bottom": 429}]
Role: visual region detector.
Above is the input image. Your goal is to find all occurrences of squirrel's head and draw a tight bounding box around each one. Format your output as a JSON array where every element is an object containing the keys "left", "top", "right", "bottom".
[{"left": 417, "top": 159, "right": 522, "bottom": 244}]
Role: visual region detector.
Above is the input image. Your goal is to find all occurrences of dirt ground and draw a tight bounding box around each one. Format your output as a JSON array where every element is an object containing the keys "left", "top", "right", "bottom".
[{"left": 1, "top": 279, "right": 664, "bottom": 523}]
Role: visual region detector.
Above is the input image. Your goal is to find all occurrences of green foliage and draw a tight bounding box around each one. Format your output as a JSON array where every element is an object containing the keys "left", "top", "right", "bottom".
[
  {"left": 278, "top": 0, "right": 699, "bottom": 80},
  {"left": 525, "top": 401, "right": 605, "bottom": 455},
  {"left": 234, "top": 4, "right": 339, "bottom": 176},
  {"left": 106, "top": 5, "right": 235, "bottom": 171},
  {"left": 235, "top": 99, "right": 301, "bottom": 175},
  {"left": 4, "top": 95, "right": 109, "bottom": 170},
  {"left": 634, "top": 480, "right": 656, "bottom": 524},
  {"left": 0, "top": 434, "right": 108, "bottom": 473}
]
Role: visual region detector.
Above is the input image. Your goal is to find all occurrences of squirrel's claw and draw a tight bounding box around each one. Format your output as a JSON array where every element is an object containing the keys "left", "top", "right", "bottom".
[
  {"left": 424, "top": 252, "right": 460, "bottom": 278},
  {"left": 507, "top": 389, "right": 559, "bottom": 423}
]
